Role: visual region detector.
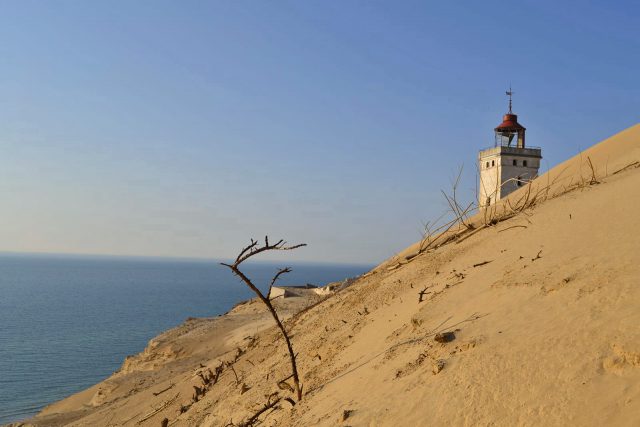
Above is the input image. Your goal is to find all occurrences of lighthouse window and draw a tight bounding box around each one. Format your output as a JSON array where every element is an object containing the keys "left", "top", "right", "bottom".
[
  {"left": 486, "top": 161, "right": 489, "bottom": 168},
  {"left": 491, "top": 160, "right": 495, "bottom": 167},
  {"left": 513, "top": 159, "right": 517, "bottom": 166},
  {"left": 523, "top": 160, "right": 528, "bottom": 167}
]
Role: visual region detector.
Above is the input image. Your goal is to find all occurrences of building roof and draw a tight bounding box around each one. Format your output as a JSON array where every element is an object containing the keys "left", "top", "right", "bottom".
[{"left": 495, "top": 113, "right": 526, "bottom": 132}]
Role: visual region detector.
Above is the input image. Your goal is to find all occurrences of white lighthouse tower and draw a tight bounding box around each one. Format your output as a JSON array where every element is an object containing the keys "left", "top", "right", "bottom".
[{"left": 478, "top": 90, "right": 542, "bottom": 207}]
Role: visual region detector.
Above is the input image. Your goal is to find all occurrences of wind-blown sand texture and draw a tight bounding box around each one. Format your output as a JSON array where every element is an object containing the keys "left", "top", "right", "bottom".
[{"left": 10, "top": 123, "right": 640, "bottom": 427}]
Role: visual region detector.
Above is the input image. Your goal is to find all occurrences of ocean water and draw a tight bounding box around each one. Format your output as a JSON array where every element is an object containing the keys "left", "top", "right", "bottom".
[{"left": 0, "top": 254, "right": 370, "bottom": 424}]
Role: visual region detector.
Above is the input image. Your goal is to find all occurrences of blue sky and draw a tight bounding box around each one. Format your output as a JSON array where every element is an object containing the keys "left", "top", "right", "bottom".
[{"left": 0, "top": 1, "right": 638, "bottom": 264}]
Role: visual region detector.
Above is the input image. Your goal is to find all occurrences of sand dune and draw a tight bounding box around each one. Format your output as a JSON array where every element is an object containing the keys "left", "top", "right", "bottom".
[{"left": 11, "top": 123, "right": 640, "bottom": 427}]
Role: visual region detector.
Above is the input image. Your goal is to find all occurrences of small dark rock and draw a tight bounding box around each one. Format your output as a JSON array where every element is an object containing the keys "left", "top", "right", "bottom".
[
  {"left": 342, "top": 409, "right": 354, "bottom": 421},
  {"left": 434, "top": 331, "right": 456, "bottom": 343}
]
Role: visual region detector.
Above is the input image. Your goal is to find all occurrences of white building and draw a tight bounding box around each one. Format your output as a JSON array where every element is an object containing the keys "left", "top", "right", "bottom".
[{"left": 478, "top": 93, "right": 542, "bottom": 207}]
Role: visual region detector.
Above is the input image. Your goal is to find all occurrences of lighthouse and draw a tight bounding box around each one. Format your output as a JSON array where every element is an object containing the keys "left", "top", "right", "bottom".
[{"left": 478, "top": 90, "right": 542, "bottom": 207}]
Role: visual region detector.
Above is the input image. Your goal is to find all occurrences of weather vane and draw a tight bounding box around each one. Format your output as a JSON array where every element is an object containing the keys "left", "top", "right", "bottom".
[{"left": 506, "top": 86, "right": 514, "bottom": 114}]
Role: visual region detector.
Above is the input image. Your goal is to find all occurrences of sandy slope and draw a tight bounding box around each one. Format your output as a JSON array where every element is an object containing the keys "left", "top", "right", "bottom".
[{"left": 11, "top": 123, "right": 640, "bottom": 427}]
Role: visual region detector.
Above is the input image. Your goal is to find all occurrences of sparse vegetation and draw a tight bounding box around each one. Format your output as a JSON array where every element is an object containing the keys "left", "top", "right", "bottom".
[{"left": 392, "top": 154, "right": 613, "bottom": 274}]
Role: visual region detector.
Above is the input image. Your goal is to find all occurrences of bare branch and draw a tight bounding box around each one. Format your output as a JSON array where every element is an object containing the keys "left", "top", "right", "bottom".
[
  {"left": 418, "top": 286, "right": 431, "bottom": 303},
  {"left": 586, "top": 156, "right": 600, "bottom": 185},
  {"left": 268, "top": 267, "right": 292, "bottom": 299},
  {"left": 231, "top": 238, "right": 306, "bottom": 267},
  {"left": 235, "top": 239, "right": 258, "bottom": 264},
  {"left": 441, "top": 165, "right": 474, "bottom": 230},
  {"left": 237, "top": 393, "right": 282, "bottom": 427},
  {"left": 220, "top": 237, "right": 305, "bottom": 402}
]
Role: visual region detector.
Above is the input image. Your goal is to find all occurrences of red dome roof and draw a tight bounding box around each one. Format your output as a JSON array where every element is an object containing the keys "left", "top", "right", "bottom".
[{"left": 495, "top": 114, "right": 526, "bottom": 132}]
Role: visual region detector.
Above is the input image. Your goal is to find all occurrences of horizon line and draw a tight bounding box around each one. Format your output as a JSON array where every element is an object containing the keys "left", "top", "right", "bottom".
[{"left": 0, "top": 250, "right": 376, "bottom": 267}]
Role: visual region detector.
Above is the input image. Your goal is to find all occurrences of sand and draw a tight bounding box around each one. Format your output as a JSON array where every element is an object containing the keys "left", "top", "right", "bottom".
[{"left": 9, "top": 123, "right": 640, "bottom": 427}]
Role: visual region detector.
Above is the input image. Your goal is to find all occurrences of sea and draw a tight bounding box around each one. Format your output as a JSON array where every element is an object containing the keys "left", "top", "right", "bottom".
[{"left": 0, "top": 253, "right": 371, "bottom": 425}]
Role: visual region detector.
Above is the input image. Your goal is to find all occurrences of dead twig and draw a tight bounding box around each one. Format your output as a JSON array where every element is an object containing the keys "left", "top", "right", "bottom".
[
  {"left": 498, "top": 225, "right": 528, "bottom": 233},
  {"left": 455, "top": 224, "right": 487, "bottom": 244},
  {"left": 612, "top": 160, "right": 639, "bottom": 175},
  {"left": 221, "top": 237, "right": 305, "bottom": 402},
  {"left": 418, "top": 286, "right": 431, "bottom": 303},
  {"left": 230, "top": 365, "right": 240, "bottom": 385},
  {"left": 473, "top": 260, "right": 492, "bottom": 267},
  {"left": 237, "top": 393, "right": 282, "bottom": 427},
  {"left": 268, "top": 267, "right": 292, "bottom": 300},
  {"left": 586, "top": 156, "right": 600, "bottom": 185},
  {"left": 152, "top": 383, "right": 175, "bottom": 397},
  {"left": 416, "top": 165, "right": 478, "bottom": 257},
  {"left": 136, "top": 393, "right": 180, "bottom": 424},
  {"left": 121, "top": 412, "right": 142, "bottom": 425},
  {"left": 447, "top": 165, "right": 474, "bottom": 230}
]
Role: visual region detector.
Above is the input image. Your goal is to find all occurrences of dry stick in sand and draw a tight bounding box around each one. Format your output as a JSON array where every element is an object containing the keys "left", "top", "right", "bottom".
[
  {"left": 473, "top": 260, "right": 492, "bottom": 267},
  {"left": 230, "top": 365, "right": 240, "bottom": 385},
  {"left": 415, "top": 165, "right": 477, "bottom": 258},
  {"left": 455, "top": 224, "right": 487, "bottom": 244},
  {"left": 612, "top": 160, "right": 640, "bottom": 175},
  {"left": 221, "top": 237, "right": 306, "bottom": 403},
  {"left": 234, "top": 393, "right": 283, "bottom": 427},
  {"left": 586, "top": 156, "right": 600, "bottom": 185},
  {"left": 418, "top": 286, "right": 430, "bottom": 303},
  {"left": 417, "top": 202, "right": 475, "bottom": 255},
  {"left": 441, "top": 166, "right": 474, "bottom": 231},
  {"left": 135, "top": 393, "right": 180, "bottom": 424},
  {"left": 498, "top": 225, "right": 528, "bottom": 233},
  {"left": 152, "top": 383, "right": 175, "bottom": 397},
  {"left": 277, "top": 373, "right": 295, "bottom": 392}
]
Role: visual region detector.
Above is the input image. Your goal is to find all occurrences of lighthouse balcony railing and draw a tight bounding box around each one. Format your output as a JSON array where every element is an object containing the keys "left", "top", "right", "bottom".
[{"left": 479, "top": 145, "right": 542, "bottom": 158}]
